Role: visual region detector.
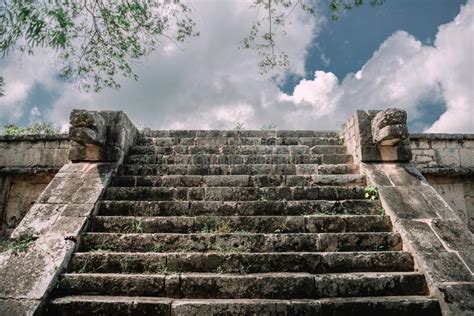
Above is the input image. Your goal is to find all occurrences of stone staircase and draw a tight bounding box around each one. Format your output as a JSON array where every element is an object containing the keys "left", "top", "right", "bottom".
[{"left": 46, "top": 130, "right": 441, "bottom": 315}]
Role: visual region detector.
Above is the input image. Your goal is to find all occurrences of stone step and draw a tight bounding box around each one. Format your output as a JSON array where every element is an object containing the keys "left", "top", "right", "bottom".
[
  {"left": 141, "top": 130, "right": 339, "bottom": 138},
  {"left": 79, "top": 232, "right": 402, "bottom": 253},
  {"left": 109, "top": 174, "right": 366, "bottom": 188},
  {"left": 103, "top": 186, "right": 368, "bottom": 202},
  {"left": 46, "top": 295, "right": 441, "bottom": 316},
  {"left": 98, "top": 199, "right": 382, "bottom": 216},
  {"left": 55, "top": 272, "right": 426, "bottom": 299},
  {"left": 318, "top": 164, "right": 358, "bottom": 174},
  {"left": 90, "top": 215, "right": 392, "bottom": 234},
  {"left": 118, "top": 163, "right": 359, "bottom": 176},
  {"left": 68, "top": 251, "right": 413, "bottom": 274},
  {"left": 136, "top": 136, "right": 340, "bottom": 146},
  {"left": 129, "top": 144, "right": 347, "bottom": 155},
  {"left": 124, "top": 153, "right": 352, "bottom": 165}
]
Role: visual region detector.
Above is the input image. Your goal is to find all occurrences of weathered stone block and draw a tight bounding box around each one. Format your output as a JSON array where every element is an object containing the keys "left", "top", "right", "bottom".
[
  {"left": 69, "top": 110, "right": 105, "bottom": 129},
  {"left": 69, "top": 110, "right": 139, "bottom": 162},
  {"left": 463, "top": 140, "right": 474, "bottom": 148},
  {"left": 459, "top": 251, "right": 474, "bottom": 272},
  {"left": 431, "top": 140, "right": 448, "bottom": 149},
  {"left": 428, "top": 180, "right": 468, "bottom": 223},
  {"left": 11, "top": 203, "right": 66, "bottom": 238},
  {"left": 69, "top": 142, "right": 102, "bottom": 162},
  {"left": 37, "top": 177, "right": 84, "bottom": 204},
  {"left": 69, "top": 127, "right": 104, "bottom": 146},
  {"left": 411, "top": 140, "right": 430, "bottom": 149},
  {"left": 49, "top": 216, "right": 88, "bottom": 237},
  {"left": 375, "top": 125, "right": 409, "bottom": 146},
  {"left": 58, "top": 163, "right": 90, "bottom": 174},
  {"left": 420, "top": 252, "right": 472, "bottom": 283},
  {"left": 60, "top": 204, "right": 95, "bottom": 217},
  {"left": 0, "top": 235, "right": 75, "bottom": 300},
  {"left": 172, "top": 299, "right": 289, "bottom": 315},
  {"left": 420, "top": 185, "right": 461, "bottom": 219},
  {"left": 372, "top": 108, "right": 407, "bottom": 130},
  {"left": 0, "top": 298, "right": 40, "bottom": 316},
  {"left": 344, "top": 109, "right": 412, "bottom": 163},
  {"left": 434, "top": 148, "right": 461, "bottom": 168},
  {"left": 2, "top": 174, "right": 53, "bottom": 232},
  {"left": 383, "top": 164, "right": 425, "bottom": 186},
  {"left": 437, "top": 283, "right": 474, "bottom": 315},
  {"left": 431, "top": 218, "right": 474, "bottom": 252},
  {"left": 460, "top": 148, "right": 474, "bottom": 168},
  {"left": 374, "top": 143, "right": 411, "bottom": 163},
  {"left": 360, "top": 146, "right": 381, "bottom": 161},
  {"left": 133, "top": 297, "right": 173, "bottom": 315},
  {"left": 396, "top": 219, "right": 446, "bottom": 254},
  {"left": 412, "top": 149, "right": 436, "bottom": 162},
  {"left": 371, "top": 109, "right": 408, "bottom": 145},
  {"left": 71, "top": 186, "right": 104, "bottom": 204},
  {"left": 379, "top": 187, "right": 439, "bottom": 219}
]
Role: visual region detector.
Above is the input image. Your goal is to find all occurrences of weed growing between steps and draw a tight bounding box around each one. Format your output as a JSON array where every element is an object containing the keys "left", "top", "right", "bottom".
[
  {"left": 78, "top": 259, "right": 90, "bottom": 273},
  {"left": 338, "top": 129, "right": 345, "bottom": 145},
  {"left": 5, "top": 229, "right": 37, "bottom": 255},
  {"left": 152, "top": 266, "right": 169, "bottom": 274},
  {"left": 200, "top": 218, "right": 232, "bottom": 234},
  {"left": 126, "top": 219, "right": 144, "bottom": 233},
  {"left": 93, "top": 239, "right": 115, "bottom": 252},
  {"left": 215, "top": 264, "right": 250, "bottom": 274},
  {"left": 77, "top": 258, "right": 108, "bottom": 274},
  {"left": 273, "top": 221, "right": 290, "bottom": 233},
  {"left": 150, "top": 242, "right": 165, "bottom": 252},
  {"left": 302, "top": 209, "right": 338, "bottom": 216},
  {"left": 364, "top": 185, "right": 379, "bottom": 200},
  {"left": 215, "top": 245, "right": 251, "bottom": 253}
]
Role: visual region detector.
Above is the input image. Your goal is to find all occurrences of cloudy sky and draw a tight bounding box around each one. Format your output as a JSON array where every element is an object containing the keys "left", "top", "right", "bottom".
[{"left": 0, "top": 0, "right": 473, "bottom": 132}]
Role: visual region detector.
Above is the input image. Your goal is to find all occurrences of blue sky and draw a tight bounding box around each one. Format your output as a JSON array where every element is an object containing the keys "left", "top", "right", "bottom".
[
  {"left": 283, "top": 0, "right": 466, "bottom": 91},
  {"left": 0, "top": 0, "right": 472, "bottom": 132}
]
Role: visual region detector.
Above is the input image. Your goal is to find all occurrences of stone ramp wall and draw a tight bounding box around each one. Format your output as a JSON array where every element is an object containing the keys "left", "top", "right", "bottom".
[
  {"left": 0, "top": 110, "right": 139, "bottom": 316},
  {"left": 344, "top": 109, "right": 474, "bottom": 315},
  {"left": 362, "top": 163, "right": 474, "bottom": 315}
]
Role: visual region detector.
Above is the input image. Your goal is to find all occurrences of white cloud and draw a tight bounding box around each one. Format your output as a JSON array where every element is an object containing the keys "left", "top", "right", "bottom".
[
  {"left": 424, "top": 1, "right": 474, "bottom": 132},
  {"left": 281, "top": 0, "right": 474, "bottom": 133},
  {"left": 29, "top": 106, "right": 42, "bottom": 124},
  {"left": 0, "top": 49, "right": 61, "bottom": 123},
  {"left": 45, "top": 1, "right": 318, "bottom": 129},
  {"left": 0, "top": 1, "right": 472, "bottom": 133}
]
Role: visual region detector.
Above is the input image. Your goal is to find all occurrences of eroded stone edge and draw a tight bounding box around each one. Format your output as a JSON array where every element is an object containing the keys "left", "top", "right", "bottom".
[
  {"left": 0, "top": 161, "right": 116, "bottom": 315},
  {"left": 362, "top": 162, "right": 474, "bottom": 315}
]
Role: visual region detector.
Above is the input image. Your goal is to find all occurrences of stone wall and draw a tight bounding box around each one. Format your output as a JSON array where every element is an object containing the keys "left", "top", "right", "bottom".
[
  {"left": 1, "top": 174, "right": 54, "bottom": 237},
  {"left": 410, "top": 133, "right": 474, "bottom": 171},
  {"left": 0, "top": 135, "right": 70, "bottom": 171},
  {"left": 410, "top": 134, "right": 474, "bottom": 231},
  {"left": 0, "top": 135, "right": 70, "bottom": 238}
]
